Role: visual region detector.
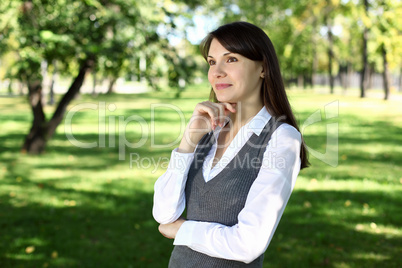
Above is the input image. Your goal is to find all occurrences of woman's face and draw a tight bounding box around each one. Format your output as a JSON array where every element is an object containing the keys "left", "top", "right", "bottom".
[{"left": 207, "top": 38, "right": 264, "bottom": 105}]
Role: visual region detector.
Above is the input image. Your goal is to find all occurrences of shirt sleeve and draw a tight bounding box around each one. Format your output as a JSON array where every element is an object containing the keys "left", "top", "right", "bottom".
[
  {"left": 152, "top": 148, "right": 195, "bottom": 224},
  {"left": 173, "top": 124, "right": 301, "bottom": 264}
]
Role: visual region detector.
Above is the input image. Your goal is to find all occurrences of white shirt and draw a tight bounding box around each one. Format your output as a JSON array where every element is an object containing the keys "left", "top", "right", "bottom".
[{"left": 152, "top": 107, "right": 301, "bottom": 264}]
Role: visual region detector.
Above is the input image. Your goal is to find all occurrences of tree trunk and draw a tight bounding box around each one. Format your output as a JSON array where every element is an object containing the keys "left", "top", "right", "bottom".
[
  {"left": 312, "top": 54, "right": 317, "bottom": 88},
  {"left": 360, "top": 0, "right": 369, "bottom": 98},
  {"left": 382, "top": 44, "right": 390, "bottom": 100},
  {"left": 344, "top": 37, "right": 353, "bottom": 91},
  {"left": 367, "top": 65, "right": 374, "bottom": 90},
  {"left": 107, "top": 77, "right": 117, "bottom": 94},
  {"left": 47, "top": 59, "right": 93, "bottom": 140},
  {"left": 21, "top": 80, "right": 47, "bottom": 153},
  {"left": 312, "top": 21, "right": 318, "bottom": 89},
  {"left": 297, "top": 75, "right": 304, "bottom": 89},
  {"left": 22, "top": 59, "right": 93, "bottom": 153},
  {"left": 19, "top": 81, "right": 24, "bottom": 95},
  {"left": 48, "top": 60, "right": 57, "bottom": 105},
  {"left": 399, "top": 66, "right": 402, "bottom": 92},
  {"left": 346, "top": 62, "right": 352, "bottom": 89},
  {"left": 92, "top": 68, "right": 97, "bottom": 95},
  {"left": 339, "top": 64, "right": 347, "bottom": 90},
  {"left": 326, "top": 15, "right": 335, "bottom": 94},
  {"left": 304, "top": 74, "right": 311, "bottom": 89},
  {"left": 8, "top": 80, "right": 13, "bottom": 95}
]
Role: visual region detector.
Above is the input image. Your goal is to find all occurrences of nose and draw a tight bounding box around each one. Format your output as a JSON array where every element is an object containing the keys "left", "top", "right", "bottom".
[{"left": 211, "top": 62, "right": 226, "bottom": 78}]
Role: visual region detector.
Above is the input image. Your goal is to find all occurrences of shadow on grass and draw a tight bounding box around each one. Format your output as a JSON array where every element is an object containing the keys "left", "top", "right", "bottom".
[
  {"left": 0, "top": 183, "right": 173, "bottom": 268},
  {"left": 300, "top": 111, "right": 402, "bottom": 183},
  {"left": 267, "top": 189, "right": 402, "bottom": 268},
  {"left": 1, "top": 185, "right": 400, "bottom": 267},
  {"left": 0, "top": 123, "right": 180, "bottom": 267},
  {"left": 63, "top": 107, "right": 194, "bottom": 126},
  {"left": 1, "top": 94, "right": 401, "bottom": 267}
]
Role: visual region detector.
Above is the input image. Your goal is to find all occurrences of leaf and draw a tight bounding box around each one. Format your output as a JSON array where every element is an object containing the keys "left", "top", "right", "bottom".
[
  {"left": 40, "top": 30, "right": 54, "bottom": 40},
  {"left": 51, "top": 251, "right": 58, "bottom": 258},
  {"left": 25, "top": 246, "right": 35, "bottom": 254}
]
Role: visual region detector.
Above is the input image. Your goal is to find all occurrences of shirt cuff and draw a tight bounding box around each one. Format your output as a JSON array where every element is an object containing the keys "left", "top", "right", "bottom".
[
  {"left": 167, "top": 148, "right": 195, "bottom": 175},
  {"left": 173, "top": 220, "right": 197, "bottom": 246}
]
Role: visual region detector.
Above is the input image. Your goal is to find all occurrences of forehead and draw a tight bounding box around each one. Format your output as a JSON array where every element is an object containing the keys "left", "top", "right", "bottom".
[{"left": 208, "top": 39, "right": 231, "bottom": 57}]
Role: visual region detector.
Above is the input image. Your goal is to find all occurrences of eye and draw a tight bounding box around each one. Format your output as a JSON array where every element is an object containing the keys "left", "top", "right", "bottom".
[
  {"left": 208, "top": 60, "right": 216, "bottom": 66},
  {"left": 227, "top": 57, "right": 238, "bottom": 63}
]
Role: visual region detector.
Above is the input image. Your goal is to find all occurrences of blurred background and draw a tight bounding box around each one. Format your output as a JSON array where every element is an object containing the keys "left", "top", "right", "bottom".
[{"left": 0, "top": 0, "right": 401, "bottom": 267}]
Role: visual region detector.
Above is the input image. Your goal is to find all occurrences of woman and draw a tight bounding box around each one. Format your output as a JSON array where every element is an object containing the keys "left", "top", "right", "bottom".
[{"left": 153, "top": 21, "right": 309, "bottom": 267}]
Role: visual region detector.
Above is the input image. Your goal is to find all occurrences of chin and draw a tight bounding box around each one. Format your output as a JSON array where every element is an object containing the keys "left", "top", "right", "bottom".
[
  {"left": 216, "top": 95, "right": 234, "bottom": 103},
  {"left": 217, "top": 98, "right": 231, "bottom": 103}
]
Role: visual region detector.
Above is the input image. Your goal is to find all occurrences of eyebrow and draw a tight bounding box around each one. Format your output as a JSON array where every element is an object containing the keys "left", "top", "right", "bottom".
[{"left": 208, "top": 52, "right": 232, "bottom": 58}]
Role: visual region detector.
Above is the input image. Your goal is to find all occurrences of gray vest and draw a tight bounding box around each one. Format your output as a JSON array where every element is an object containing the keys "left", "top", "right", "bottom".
[{"left": 169, "top": 117, "right": 282, "bottom": 268}]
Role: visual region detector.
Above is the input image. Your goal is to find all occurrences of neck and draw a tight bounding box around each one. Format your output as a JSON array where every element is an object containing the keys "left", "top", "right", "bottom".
[{"left": 229, "top": 101, "right": 264, "bottom": 131}]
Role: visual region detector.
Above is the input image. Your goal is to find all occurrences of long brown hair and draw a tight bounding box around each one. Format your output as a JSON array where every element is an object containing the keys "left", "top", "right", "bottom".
[{"left": 200, "top": 21, "right": 309, "bottom": 169}]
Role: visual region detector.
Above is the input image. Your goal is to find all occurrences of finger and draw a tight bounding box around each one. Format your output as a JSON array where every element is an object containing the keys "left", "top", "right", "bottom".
[
  {"left": 200, "top": 102, "right": 221, "bottom": 129},
  {"left": 216, "top": 103, "right": 236, "bottom": 119},
  {"left": 194, "top": 102, "right": 212, "bottom": 118},
  {"left": 211, "top": 103, "right": 226, "bottom": 126},
  {"left": 223, "top": 102, "right": 237, "bottom": 113}
]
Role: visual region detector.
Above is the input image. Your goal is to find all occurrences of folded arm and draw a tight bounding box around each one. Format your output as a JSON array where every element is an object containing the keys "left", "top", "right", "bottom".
[{"left": 173, "top": 125, "right": 301, "bottom": 263}]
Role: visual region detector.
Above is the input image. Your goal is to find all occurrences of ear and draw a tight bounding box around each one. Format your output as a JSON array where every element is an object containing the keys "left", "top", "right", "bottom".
[{"left": 260, "top": 64, "right": 265, "bottom": 79}]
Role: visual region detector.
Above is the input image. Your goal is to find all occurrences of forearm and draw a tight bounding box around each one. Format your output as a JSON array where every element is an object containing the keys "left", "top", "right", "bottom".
[
  {"left": 158, "top": 217, "right": 186, "bottom": 239},
  {"left": 152, "top": 149, "right": 194, "bottom": 224},
  {"left": 173, "top": 178, "right": 292, "bottom": 264},
  {"left": 177, "top": 132, "right": 202, "bottom": 153},
  {"left": 153, "top": 175, "right": 186, "bottom": 223}
]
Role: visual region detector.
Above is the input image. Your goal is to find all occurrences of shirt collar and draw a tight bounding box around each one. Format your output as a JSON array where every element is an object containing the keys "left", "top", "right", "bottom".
[
  {"left": 213, "top": 106, "right": 272, "bottom": 137},
  {"left": 246, "top": 106, "right": 272, "bottom": 136}
]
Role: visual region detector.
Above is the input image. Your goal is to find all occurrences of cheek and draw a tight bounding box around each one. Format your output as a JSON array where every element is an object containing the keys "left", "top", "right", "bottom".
[
  {"left": 245, "top": 69, "right": 261, "bottom": 85},
  {"left": 207, "top": 70, "right": 213, "bottom": 84}
]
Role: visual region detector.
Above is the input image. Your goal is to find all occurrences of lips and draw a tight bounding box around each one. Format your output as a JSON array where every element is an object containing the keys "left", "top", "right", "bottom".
[{"left": 215, "top": 83, "right": 232, "bottom": 90}]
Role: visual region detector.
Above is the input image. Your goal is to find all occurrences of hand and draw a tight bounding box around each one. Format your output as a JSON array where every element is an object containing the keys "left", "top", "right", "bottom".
[
  {"left": 158, "top": 218, "right": 186, "bottom": 239},
  {"left": 190, "top": 101, "right": 236, "bottom": 132},
  {"left": 178, "top": 101, "right": 236, "bottom": 153}
]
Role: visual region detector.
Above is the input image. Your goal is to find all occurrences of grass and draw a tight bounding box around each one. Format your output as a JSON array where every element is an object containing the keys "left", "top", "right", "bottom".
[{"left": 0, "top": 85, "right": 401, "bottom": 268}]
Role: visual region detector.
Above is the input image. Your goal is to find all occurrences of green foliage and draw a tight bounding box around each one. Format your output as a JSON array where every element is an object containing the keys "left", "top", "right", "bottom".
[
  {"left": 196, "top": 0, "right": 401, "bottom": 85},
  {"left": 0, "top": 0, "right": 202, "bottom": 90},
  {"left": 0, "top": 87, "right": 401, "bottom": 267},
  {"left": 367, "top": 0, "right": 402, "bottom": 72},
  {"left": 2, "top": 0, "right": 400, "bottom": 92}
]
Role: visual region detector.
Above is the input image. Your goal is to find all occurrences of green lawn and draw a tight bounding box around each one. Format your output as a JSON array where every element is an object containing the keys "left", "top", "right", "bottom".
[{"left": 0, "top": 85, "right": 401, "bottom": 268}]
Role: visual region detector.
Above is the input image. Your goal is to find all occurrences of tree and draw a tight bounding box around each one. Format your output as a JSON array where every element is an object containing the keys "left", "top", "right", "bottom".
[
  {"left": 325, "top": 13, "right": 335, "bottom": 94},
  {"left": 335, "top": 2, "right": 362, "bottom": 91},
  {"left": 207, "top": 0, "right": 402, "bottom": 98},
  {"left": 214, "top": 0, "right": 341, "bottom": 90},
  {"left": 0, "top": 0, "right": 21, "bottom": 93},
  {"left": 6, "top": 0, "right": 199, "bottom": 153},
  {"left": 372, "top": 0, "right": 401, "bottom": 100},
  {"left": 360, "top": 0, "right": 370, "bottom": 98}
]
